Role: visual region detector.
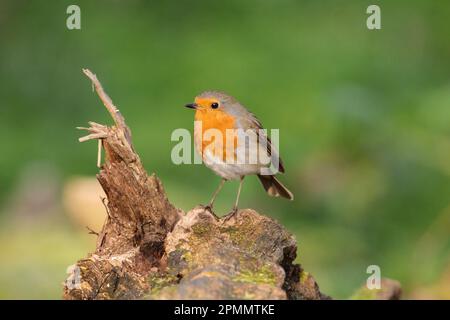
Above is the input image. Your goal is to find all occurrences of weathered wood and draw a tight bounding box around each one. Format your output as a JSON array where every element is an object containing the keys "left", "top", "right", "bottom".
[
  {"left": 150, "top": 207, "right": 327, "bottom": 299},
  {"left": 64, "top": 69, "right": 181, "bottom": 300}
]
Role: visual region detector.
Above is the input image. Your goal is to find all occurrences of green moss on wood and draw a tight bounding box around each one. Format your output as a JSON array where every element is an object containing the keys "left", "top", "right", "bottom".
[
  {"left": 299, "top": 271, "right": 310, "bottom": 284},
  {"left": 234, "top": 265, "right": 277, "bottom": 286},
  {"left": 148, "top": 272, "right": 179, "bottom": 297},
  {"left": 192, "top": 222, "right": 214, "bottom": 237}
]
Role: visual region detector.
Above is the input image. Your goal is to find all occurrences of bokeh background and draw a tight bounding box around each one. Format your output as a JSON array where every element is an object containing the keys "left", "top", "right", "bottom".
[{"left": 0, "top": 0, "right": 449, "bottom": 299}]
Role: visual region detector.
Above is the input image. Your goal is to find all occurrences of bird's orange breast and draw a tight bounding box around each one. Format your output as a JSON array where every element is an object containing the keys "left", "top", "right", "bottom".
[{"left": 194, "top": 109, "right": 237, "bottom": 161}]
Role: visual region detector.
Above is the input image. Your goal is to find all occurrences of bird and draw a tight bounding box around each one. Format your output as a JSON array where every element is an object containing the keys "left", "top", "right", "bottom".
[{"left": 185, "top": 91, "right": 293, "bottom": 218}]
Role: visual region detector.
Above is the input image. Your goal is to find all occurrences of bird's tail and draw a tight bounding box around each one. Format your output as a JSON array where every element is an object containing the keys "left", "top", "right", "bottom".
[{"left": 257, "top": 175, "right": 294, "bottom": 200}]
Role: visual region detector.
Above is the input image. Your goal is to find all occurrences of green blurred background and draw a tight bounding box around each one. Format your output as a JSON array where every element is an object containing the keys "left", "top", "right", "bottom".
[{"left": 0, "top": 0, "right": 449, "bottom": 299}]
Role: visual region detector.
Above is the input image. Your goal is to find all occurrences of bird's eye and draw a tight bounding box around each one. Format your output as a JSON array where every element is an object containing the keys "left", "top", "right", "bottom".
[{"left": 211, "top": 102, "right": 219, "bottom": 109}]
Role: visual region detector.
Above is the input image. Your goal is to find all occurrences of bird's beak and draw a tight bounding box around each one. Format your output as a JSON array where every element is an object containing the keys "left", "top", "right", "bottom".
[{"left": 185, "top": 103, "right": 197, "bottom": 110}]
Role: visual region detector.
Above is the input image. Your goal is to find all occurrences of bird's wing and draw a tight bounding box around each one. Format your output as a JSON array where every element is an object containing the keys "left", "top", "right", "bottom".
[{"left": 242, "top": 112, "right": 285, "bottom": 174}]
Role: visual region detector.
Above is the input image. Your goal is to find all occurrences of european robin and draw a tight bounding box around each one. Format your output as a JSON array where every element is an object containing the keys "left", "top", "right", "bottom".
[{"left": 185, "top": 91, "right": 293, "bottom": 218}]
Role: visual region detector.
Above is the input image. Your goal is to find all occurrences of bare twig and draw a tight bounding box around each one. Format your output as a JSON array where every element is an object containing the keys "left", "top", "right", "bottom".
[
  {"left": 97, "top": 139, "right": 102, "bottom": 168},
  {"left": 77, "top": 122, "right": 108, "bottom": 143},
  {"left": 80, "top": 69, "right": 132, "bottom": 144},
  {"left": 82, "top": 69, "right": 123, "bottom": 128}
]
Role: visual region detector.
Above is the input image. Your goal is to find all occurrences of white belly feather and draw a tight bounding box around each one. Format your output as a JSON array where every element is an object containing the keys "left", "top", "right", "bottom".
[{"left": 195, "top": 127, "right": 269, "bottom": 180}]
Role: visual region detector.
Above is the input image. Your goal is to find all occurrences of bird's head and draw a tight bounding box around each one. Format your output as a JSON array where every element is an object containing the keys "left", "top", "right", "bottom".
[{"left": 185, "top": 91, "right": 237, "bottom": 114}]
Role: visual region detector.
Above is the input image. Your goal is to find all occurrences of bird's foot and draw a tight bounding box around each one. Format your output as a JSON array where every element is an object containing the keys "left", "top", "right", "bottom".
[
  {"left": 200, "top": 204, "right": 220, "bottom": 220},
  {"left": 222, "top": 207, "right": 238, "bottom": 222}
]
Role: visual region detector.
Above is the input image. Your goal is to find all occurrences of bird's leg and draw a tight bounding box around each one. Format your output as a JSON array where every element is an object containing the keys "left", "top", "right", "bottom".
[
  {"left": 204, "top": 178, "right": 226, "bottom": 212},
  {"left": 224, "top": 176, "right": 245, "bottom": 221}
]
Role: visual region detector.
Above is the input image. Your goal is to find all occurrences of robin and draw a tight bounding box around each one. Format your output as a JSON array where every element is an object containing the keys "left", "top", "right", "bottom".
[{"left": 185, "top": 91, "right": 293, "bottom": 218}]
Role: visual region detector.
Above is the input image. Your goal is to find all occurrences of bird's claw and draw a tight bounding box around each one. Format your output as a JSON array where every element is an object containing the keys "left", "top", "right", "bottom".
[
  {"left": 222, "top": 207, "right": 238, "bottom": 222},
  {"left": 201, "top": 204, "right": 220, "bottom": 220}
]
